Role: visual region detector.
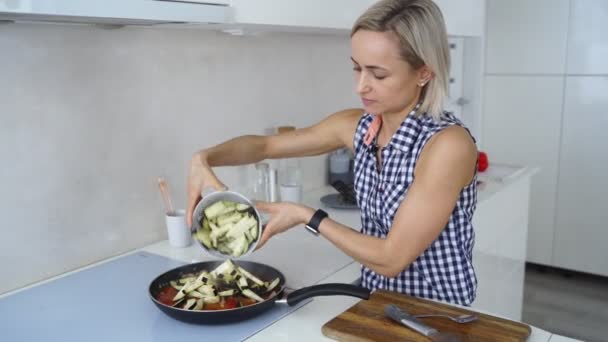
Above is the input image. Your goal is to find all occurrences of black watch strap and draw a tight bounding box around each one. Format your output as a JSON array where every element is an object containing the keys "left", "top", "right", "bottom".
[{"left": 305, "top": 209, "right": 328, "bottom": 236}]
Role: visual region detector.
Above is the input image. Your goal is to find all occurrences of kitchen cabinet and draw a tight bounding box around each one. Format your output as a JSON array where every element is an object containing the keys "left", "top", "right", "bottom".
[
  {"left": 229, "top": 0, "right": 486, "bottom": 36},
  {"left": 0, "top": 0, "right": 231, "bottom": 25},
  {"left": 483, "top": 0, "right": 608, "bottom": 277},
  {"left": 481, "top": 76, "right": 564, "bottom": 266},
  {"left": 485, "top": 0, "right": 569, "bottom": 74},
  {"left": 553, "top": 76, "right": 608, "bottom": 277},
  {"left": 567, "top": 0, "right": 608, "bottom": 75}
]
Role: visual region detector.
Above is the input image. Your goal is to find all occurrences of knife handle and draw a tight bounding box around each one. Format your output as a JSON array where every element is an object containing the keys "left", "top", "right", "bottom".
[{"left": 384, "top": 304, "right": 438, "bottom": 337}]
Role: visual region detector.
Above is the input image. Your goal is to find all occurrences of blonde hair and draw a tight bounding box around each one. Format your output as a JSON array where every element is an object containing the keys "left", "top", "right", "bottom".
[{"left": 352, "top": 0, "right": 450, "bottom": 120}]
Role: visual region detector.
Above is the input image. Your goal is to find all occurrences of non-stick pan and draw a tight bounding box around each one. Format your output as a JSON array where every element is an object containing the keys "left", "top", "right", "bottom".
[{"left": 149, "top": 260, "right": 370, "bottom": 324}]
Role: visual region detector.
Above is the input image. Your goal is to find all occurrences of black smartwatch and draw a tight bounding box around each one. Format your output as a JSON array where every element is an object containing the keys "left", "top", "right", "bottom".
[{"left": 305, "top": 209, "right": 328, "bottom": 236}]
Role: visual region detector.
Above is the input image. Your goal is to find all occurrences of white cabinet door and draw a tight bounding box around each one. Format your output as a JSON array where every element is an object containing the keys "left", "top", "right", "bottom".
[
  {"left": 485, "top": 0, "right": 569, "bottom": 74},
  {"left": 230, "top": 0, "right": 374, "bottom": 30},
  {"left": 434, "top": 0, "right": 485, "bottom": 37},
  {"left": 567, "top": 0, "right": 608, "bottom": 75},
  {"left": 482, "top": 76, "right": 564, "bottom": 266},
  {"left": 230, "top": 0, "right": 485, "bottom": 36},
  {"left": 554, "top": 76, "right": 608, "bottom": 277}
]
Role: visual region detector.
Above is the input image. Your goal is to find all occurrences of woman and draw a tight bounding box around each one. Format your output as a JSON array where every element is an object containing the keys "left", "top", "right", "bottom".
[{"left": 187, "top": 0, "right": 478, "bottom": 306}]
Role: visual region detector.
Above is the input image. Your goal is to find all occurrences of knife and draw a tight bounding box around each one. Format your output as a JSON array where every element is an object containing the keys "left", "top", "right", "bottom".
[{"left": 384, "top": 304, "right": 462, "bottom": 342}]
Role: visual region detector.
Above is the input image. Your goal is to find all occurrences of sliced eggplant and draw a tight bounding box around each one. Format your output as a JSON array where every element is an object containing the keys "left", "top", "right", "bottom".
[
  {"left": 184, "top": 280, "right": 204, "bottom": 294},
  {"left": 188, "top": 291, "right": 205, "bottom": 299},
  {"left": 178, "top": 276, "right": 195, "bottom": 284},
  {"left": 203, "top": 296, "right": 220, "bottom": 304},
  {"left": 196, "top": 229, "right": 212, "bottom": 249},
  {"left": 197, "top": 285, "right": 217, "bottom": 296},
  {"left": 217, "top": 211, "right": 242, "bottom": 227},
  {"left": 237, "top": 275, "right": 249, "bottom": 289},
  {"left": 238, "top": 266, "right": 265, "bottom": 286},
  {"left": 172, "top": 280, "right": 192, "bottom": 301},
  {"left": 242, "top": 289, "right": 264, "bottom": 302},
  {"left": 193, "top": 298, "right": 204, "bottom": 311},
  {"left": 236, "top": 203, "right": 251, "bottom": 211},
  {"left": 212, "top": 259, "right": 237, "bottom": 279},
  {"left": 182, "top": 298, "right": 197, "bottom": 310},
  {"left": 204, "top": 201, "right": 227, "bottom": 220},
  {"left": 218, "top": 289, "right": 236, "bottom": 297},
  {"left": 266, "top": 277, "right": 280, "bottom": 292},
  {"left": 226, "top": 235, "right": 248, "bottom": 257}
]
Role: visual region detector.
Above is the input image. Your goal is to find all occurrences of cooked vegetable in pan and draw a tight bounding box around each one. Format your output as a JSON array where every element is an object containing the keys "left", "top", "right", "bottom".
[
  {"left": 156, "top": 260, "right": 280, "bottom": 311},
  {"left": 195, "top": 200, "right": 259, "bottom": 257}
]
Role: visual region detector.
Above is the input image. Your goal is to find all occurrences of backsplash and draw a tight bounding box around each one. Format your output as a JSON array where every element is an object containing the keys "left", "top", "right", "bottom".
[{"left": 0, "top": 23, "right": 357, "bottom": 294}]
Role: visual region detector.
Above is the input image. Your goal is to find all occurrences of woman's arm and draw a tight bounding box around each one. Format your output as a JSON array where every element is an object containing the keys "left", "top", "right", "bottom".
[
  {"left": 186, "top": 108, "right": 363, "bottom": 226},
  {"left": 265, "top": 126, "right": 477, "bottom": 277},
  {"left": 200, "top": 108, "right": 363, "bottom": 167}
]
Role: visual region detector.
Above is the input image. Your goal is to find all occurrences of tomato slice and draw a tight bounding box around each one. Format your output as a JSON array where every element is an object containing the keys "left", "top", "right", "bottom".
[
  {"left": 157, "top": 286, "right": 178, "bottom": 306},
  {"left": 224, "top": 297, "right": 238, "bottom": 309}
]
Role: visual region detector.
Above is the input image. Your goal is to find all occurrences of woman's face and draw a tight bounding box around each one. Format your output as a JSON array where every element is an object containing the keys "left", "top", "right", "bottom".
[{"left": 351, "top": 29, "right": 426, "bottom": 116}]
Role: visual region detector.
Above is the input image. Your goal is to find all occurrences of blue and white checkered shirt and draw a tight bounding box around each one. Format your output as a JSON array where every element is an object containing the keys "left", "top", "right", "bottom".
[{"left": 353, "top": 109, "right": 478, "bottom": 306}]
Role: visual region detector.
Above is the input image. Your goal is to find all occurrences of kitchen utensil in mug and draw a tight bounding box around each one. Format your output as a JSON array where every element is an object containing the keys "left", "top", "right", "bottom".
[
  {"left": 157, "top": 177, "right": 174, "bottom": 214},
  {"left": 165, "top": 209, "right": 192, "bottom": 248}
]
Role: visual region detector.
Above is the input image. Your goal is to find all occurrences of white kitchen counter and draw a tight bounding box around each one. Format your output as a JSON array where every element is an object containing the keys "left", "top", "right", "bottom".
[
  {"left": 141, "top": 240, "right": 554, "bottom": 342},
  {"left": 1, "top": 165, "right": 576, "bottom": 341}
]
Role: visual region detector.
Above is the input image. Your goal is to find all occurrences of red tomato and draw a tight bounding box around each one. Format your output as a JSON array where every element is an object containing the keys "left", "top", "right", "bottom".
[
  {"left": 478, "top": 151, "right": 489, "bottom": 172},
  {"left": 157, "top": 286, "right": 178, "bottom": 306},
  {"left": 224, "top": 297, "right": 238, "bottom": 309}
]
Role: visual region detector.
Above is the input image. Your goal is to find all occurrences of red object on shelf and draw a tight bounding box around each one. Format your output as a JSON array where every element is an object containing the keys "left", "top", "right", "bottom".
[{"left": 478, "top": 151, "right": 489, "bottom": 172}]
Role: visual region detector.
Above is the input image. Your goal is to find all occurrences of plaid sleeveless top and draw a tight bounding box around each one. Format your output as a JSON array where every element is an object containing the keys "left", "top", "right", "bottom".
[{"left": 353, "top": 108, "right": 478, "bottom": 305}]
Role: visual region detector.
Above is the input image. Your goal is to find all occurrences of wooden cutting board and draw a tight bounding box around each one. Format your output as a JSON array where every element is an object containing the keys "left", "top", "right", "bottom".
[{"left": 322, "top": 290, "right": 531, "bottom": 342}]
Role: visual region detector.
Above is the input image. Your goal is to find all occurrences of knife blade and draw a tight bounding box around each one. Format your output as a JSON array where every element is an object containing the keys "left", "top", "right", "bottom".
[{"left": 384, "top": 304, "right": 462, "bottom": 342}]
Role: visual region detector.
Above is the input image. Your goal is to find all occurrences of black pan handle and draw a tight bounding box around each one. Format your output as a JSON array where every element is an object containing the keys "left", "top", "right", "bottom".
[{"left": 286, "top": 283, "right": 371, "bottom": 306}]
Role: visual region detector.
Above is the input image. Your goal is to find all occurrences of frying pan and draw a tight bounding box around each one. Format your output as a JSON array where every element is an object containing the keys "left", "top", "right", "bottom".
[{"left": 149, "top": 260, "right": 370, "bottom": 324}]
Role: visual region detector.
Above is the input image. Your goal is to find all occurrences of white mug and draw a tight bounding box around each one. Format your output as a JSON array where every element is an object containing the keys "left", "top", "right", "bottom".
[
  {"left": 165, "top": 209, "right": 192, "bottom": 248},
  {"left": 279, "top": 183, "right": 302, "bottom": 203}
]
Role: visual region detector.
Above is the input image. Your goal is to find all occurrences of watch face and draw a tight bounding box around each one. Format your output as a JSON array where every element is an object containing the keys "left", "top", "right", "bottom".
[{"left": 305, "top": 224, "right": 319, "bottom": 235}]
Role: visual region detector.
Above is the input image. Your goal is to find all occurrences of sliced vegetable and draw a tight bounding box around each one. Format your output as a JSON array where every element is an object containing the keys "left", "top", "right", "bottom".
[
  {"left": 203, "top": 296, "right": 220, "bottom": 304},
  {"left": 193, "top": 299, "right": 204, "bottom": 311},
  {"left": 236, "top": 203, "right": 250, "bottom": 211},
  {"left": 237, "top": 266, "right": 264, "bottom": 286},
  {"left": 196, "top": 199, "right": 260, "bottom": 257},
  {"left": 182, "top": 298, "right": 197, "bottom": 310},
  {"left": 266, "top": 278, "right": 280, "bottom": 292},
  {"left": 242, "top": 289, "right": 264, "bottom": 302},
  {"left": 157, "top": 260, "right": 280, "bottom": 311},
  {"left": 218, "top": 289, "right": 236, "bottom": 297},
  {"left": 204, "top": 201, "right": 227, "bottom": 220}
]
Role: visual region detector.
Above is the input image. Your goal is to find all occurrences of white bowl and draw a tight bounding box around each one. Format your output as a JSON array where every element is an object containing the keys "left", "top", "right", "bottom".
[{"left": 191, "top": 190, "right": 263, "bottom": 259}]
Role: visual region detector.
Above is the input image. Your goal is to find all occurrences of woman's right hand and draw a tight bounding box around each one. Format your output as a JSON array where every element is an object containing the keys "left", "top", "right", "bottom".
[{"left": 186, "top": 151, "right": 227, "bottom": 227}]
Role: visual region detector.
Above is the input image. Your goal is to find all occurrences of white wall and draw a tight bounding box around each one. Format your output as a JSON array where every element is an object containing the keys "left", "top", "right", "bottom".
[{"left": 0, "top": 23, "right": 358, "bottom": 294}]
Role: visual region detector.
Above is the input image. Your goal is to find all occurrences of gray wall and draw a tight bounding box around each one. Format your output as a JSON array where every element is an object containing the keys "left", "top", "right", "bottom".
[{"left": 0, "top": 23, "right": 358, "bottom": 294}]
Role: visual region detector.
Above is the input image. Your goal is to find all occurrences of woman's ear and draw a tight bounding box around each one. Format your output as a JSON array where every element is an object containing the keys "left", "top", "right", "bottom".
[{"left": 417, "top": 66, "right": 434, "bottom": 87}]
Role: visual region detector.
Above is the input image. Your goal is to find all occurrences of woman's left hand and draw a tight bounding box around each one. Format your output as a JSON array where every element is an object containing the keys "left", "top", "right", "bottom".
[{"left": 254, "top": 201, "right": 313, "bottom": 249}]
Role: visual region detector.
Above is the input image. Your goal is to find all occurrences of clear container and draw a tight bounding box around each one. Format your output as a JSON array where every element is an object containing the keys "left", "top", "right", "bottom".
[
  {"left": 278, "top": 158, "right": 302, "bottom": 202},
  {"left": 253, "top": 162, "right": 270, "bottom": 202}
]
